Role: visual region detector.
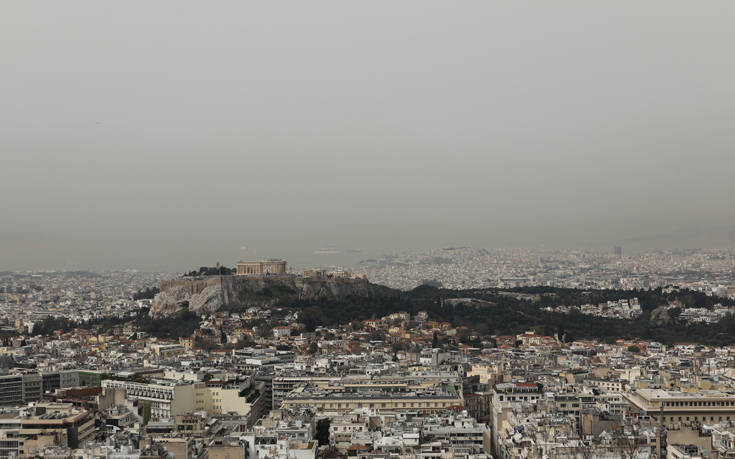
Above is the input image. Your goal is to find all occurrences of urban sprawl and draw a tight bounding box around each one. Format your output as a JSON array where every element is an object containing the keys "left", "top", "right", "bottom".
[{"left": 1, "top": 248, "right": 735, "bottom": 458}]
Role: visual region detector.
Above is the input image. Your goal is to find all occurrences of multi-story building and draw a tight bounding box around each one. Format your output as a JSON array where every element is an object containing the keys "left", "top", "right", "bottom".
[
  {"left": 204, "top": 377, "right": 266, "bottom": 424},
  {"left": 0, "top": 374, "right": 43, "bottom": 406},
  {"left": 0, "top": 403, "right": 95, "bottom": 456},
  {"left": 240, "top": 414, "right": 316, "bottom": 459},
  {"left": 710, "top": 423, "right": 735, "bottom": 457},
  {"left": 150, "top": 344, "right": 186, "bottom": 360},
  {"left": 281, "top": 376, "right": 463, "bottom": 413},
  {"left": 491, "top": 382, "right": 543, "bottom": 456},
  {"left": 101, "top": 380, "right": 201, "bottom": 420},
  {"left": 102, "top": 376, "right": 266, "bottom": 423},
  {"left": 0, "top": 375, "right": 24, "bottom": 406},
  {"left": 271, "top": 376, "right": 340, "bottom": 411},
  {"left": 421, "top": 414, "right": 491, "bottom": 456},
  {"left": 625, "top": 388, "right": 735, "bottom": 425},
  {"left": 21, "top": 374, "right": 41, "bottom": 404}
]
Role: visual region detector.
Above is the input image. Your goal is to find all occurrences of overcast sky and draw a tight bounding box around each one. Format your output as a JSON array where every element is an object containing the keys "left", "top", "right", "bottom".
[{"left": 1, "top": 1, "right": 734, "bottom": 271}]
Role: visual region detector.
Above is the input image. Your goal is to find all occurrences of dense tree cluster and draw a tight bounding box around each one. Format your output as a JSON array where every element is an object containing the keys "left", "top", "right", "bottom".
[
  {"left": 283, "top": 285, "right": 735, "bottom": 346},
  {"left": 29, "top": 284, "right": 735, "bottom": 345},
  {"left": 32, "top": 316, "right": 76, "bottom": 335},
  {"left": 135, "top": 310, "right": 200, "bottom": 338},
  {"left": 31, "top": 310, "right": 147, "bottom": 337},
  {"left": 132, "top": 287, "right": 160, "bottom": 300}
]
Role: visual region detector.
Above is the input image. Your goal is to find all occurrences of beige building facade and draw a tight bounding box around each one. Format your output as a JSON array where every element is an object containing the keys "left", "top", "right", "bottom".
[{"left": 624, "top": 388, "right": 735, "bottom": 425}]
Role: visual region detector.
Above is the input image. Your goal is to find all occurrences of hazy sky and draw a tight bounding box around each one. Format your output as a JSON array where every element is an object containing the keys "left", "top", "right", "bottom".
[{"left": 2, "top": 1, "right": 735, "bottom": 271}]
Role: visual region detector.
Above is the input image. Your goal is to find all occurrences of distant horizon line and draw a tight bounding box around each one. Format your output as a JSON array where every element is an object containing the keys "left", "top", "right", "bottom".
[{"left": 3, "top": 245, "right": 735, "bottom": 274}]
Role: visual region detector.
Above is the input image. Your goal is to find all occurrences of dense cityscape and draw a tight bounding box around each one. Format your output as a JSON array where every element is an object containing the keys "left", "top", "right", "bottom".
[
  {"left": 356, "top": 247, "right": 735, "bottom": 293},
  {"left": 0, "top": 250, "right": 734, "bottom": 457},
  {"left": 0, "top": 271, "right": 171, "bottom": 334},
  {"left": 4, "top": 1, "right": 733, "bottom": 457}
]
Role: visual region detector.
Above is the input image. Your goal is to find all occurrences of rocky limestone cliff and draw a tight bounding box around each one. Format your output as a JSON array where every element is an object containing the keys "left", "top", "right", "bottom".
[{"left": 149, "top": 274, "right": 388, "bottom": 317}]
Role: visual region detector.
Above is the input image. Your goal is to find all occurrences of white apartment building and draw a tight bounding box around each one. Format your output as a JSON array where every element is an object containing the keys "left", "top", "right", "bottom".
[{"left": 102, "top": 380, "right": 200, "bottom": 420}]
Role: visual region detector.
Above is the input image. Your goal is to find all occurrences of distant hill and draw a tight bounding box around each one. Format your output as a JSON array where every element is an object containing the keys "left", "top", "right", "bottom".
[
  {"left": 149, "top": 274, "right": 396, "bottom": 317},
  {"left": 149, "top": 273, "right": 735, "bottom": 345}
]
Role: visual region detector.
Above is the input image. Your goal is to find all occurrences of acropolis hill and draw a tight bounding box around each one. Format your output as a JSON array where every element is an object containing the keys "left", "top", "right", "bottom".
[{"left": 149, "top": 261, "right": 387, "bottom": 317}]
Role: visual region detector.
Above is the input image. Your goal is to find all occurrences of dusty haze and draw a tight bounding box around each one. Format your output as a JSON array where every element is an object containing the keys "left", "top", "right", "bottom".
[{"left": 1, "top": 1, "right": 734, "bottom": 271}]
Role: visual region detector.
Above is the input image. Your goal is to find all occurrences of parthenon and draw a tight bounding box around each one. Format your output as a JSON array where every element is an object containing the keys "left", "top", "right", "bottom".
[{"left": 236, "top": 259, "right": 287, "bottom": 276}]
